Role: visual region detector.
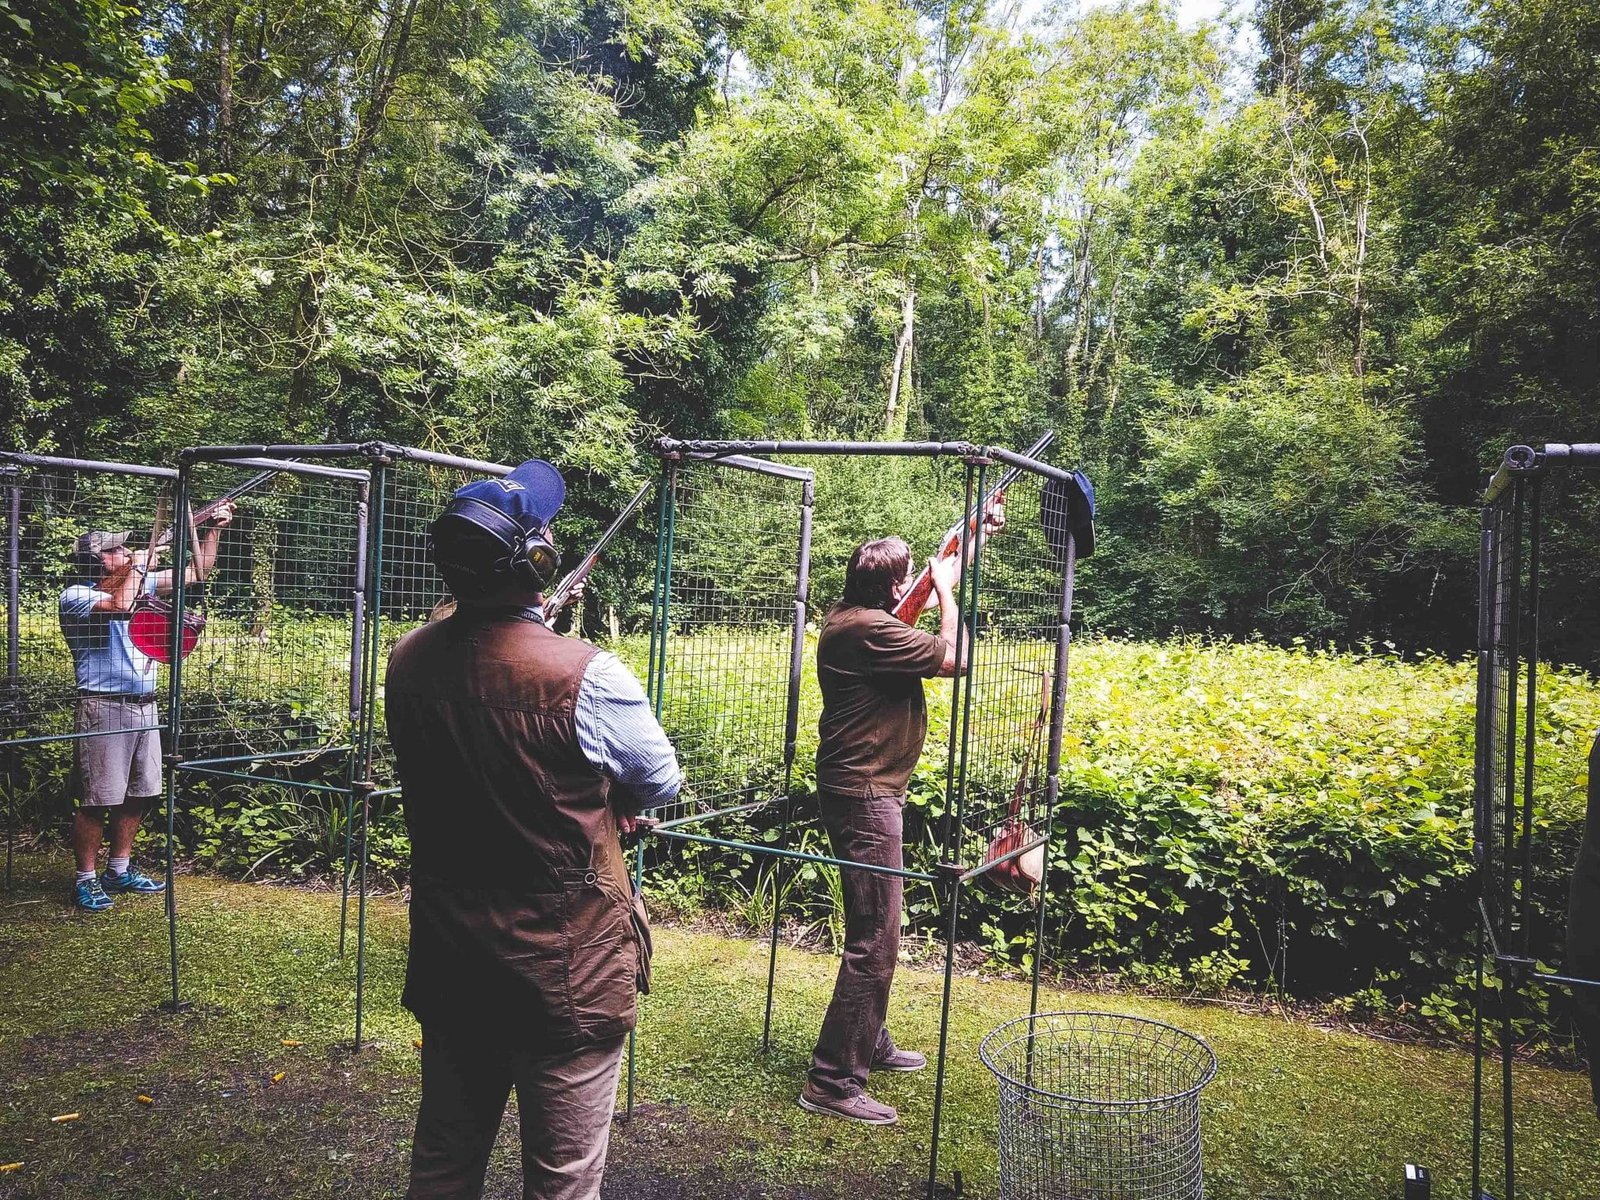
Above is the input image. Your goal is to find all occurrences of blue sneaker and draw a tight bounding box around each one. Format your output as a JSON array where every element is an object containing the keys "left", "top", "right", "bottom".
[
  {"left": 74, "top": 878, "right": 114, "bottom": 912},
  {"left": 101, "top": 867, "right": 166, "bottom": 895}
]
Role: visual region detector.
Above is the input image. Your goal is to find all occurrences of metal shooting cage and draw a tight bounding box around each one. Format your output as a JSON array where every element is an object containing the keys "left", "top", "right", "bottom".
[
  {"left": 1473, "top": 441, "right": 1600, "bottom": 1200},
  {"left": 3, "top": 434, "right": 1095, "bottom": 1197},
  {"left": 0, "top": 443, "right": 516, "bottom": 1044},
  {"left": 629, "top": 437, "right": 1094, "bottom": 1199},
  {"left": 162, "top": 442, "right": 518, "bottom": 1043},
  {"left": 1, "top": 453, "right": 181, "bottom": 884}
]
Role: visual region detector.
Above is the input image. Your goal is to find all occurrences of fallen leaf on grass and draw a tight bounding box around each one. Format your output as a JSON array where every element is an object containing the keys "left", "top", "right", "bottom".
[
  {"left": 136, "top": 1095, "right": 154, "bottom": 1105},
  {"left": 0, "top": 1162, "right": 22, "bottom": 1172},
  {"left": 271, "top": 1072, "right": 286, "bottom": 1085},
  {"left": 413, "top": 1039, "right": 423, "bottom": 1049},
  {"left": 281, "top": 1039, "right": 302, "bottom": 1047},
  {"left": 50, "top": 1113, "right": 80, "bottom": 1123}
]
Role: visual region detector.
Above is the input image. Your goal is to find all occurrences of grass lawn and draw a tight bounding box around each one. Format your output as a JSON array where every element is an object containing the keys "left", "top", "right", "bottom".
[{"left": 0, "top": 852, "right": 1595, "bottom": 1199}]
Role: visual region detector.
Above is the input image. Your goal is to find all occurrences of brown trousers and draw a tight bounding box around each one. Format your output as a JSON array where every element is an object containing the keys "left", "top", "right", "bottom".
[
  {"left": 808, "top": 790, "right": 905, "bottom": 1098},
  {"left": 407, "top": 1025, "right": 626, "bottom": 1200}
]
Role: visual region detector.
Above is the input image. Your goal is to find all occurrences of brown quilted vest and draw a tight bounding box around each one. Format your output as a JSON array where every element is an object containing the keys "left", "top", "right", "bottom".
[{"left": 385, "top": 609, "right": 648, "bottom": 1048}]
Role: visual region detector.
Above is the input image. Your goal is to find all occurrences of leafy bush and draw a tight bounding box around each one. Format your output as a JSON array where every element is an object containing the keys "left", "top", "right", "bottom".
[
  {"left": 625, "top": 635, "right": 1600, "bottom": 1046},
  {"left": 13, "top": 622, "right": 1598, "bottom": 1046}
]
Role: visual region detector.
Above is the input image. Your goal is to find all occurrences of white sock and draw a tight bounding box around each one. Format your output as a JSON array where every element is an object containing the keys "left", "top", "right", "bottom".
[
  {"left": 108, "top": 856, "right": 130, "bottom": 877},
  {"left": 76, "top": 870, "right": 96, "bottom": 884}
]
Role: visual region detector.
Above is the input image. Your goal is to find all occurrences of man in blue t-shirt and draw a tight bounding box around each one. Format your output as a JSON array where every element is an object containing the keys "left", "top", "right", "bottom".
[{"left": 60, "top": 510, "right": 233, "bottom": 911}]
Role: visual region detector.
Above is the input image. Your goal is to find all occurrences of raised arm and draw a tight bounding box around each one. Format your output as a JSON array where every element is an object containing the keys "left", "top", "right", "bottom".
[
  {"left": 153, "top": 501, "right": 235, "bottom": 595},
  {"left": 929, "top": 553, "right": 966, "bottom": 677},
  {"left": 90, "top": 555, "right": 147, "bottom": 614}
]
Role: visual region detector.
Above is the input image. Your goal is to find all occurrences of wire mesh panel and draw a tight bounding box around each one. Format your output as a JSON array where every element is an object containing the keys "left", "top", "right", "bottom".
[
  {"left": 980, "top": 1012, "right": 1216, "bottom": 1200},
  {"left": 960, "top": 465, "right": 1069, "bottom": 867},
  {"left": 173, "top": 460, "right": 366, "bottom": 770},
  {"left": 1475, "top": 484, "right": 1520, "bottom": 943},
  {"left": 366, "top": 461, "right": 487, "bottom": 790},
  {"left": 648, "top": 459, "right": 808, "bottom": 825},
  {"left": 0, "top": 455, "right": 176, "bottom": 744}
]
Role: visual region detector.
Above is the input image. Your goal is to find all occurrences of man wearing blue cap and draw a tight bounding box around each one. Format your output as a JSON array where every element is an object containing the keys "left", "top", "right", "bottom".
[{"left": 385, "top": 459, "right": 681, "bottom": 1200}]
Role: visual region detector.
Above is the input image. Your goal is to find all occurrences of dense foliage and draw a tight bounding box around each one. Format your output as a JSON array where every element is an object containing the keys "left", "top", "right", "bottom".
[
  {"left": 1, "top": 0, "right": 1597, "bottom": 658},
  {"left": 4, "top": 0, "right": 1598, "bottom": 1058},
  {"left": 9, "top": 634, "right": 1584, "bottom": 1045}
]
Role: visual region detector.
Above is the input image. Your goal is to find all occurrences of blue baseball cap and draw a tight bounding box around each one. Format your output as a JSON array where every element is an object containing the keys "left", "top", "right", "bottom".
[{"left": 449, "top": 459, "right": 566, "bottom": 532}]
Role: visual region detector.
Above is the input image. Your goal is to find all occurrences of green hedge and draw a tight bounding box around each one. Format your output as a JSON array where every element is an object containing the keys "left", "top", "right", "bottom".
[
  {"left": 11, "top": 632, "right": 1597, "bottom": 1045},
  {"left": 625, "top": 636, "right": 1599, "bottom": 1047}
]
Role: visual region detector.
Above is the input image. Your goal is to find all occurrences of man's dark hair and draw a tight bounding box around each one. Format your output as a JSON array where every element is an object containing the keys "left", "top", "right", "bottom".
[{"left": 842, "top": 536, "right": 911, "bottom": 610}]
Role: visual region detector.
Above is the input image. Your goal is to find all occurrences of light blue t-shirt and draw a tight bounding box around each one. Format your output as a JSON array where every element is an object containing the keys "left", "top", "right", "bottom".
[{"left": 58, "top": 576, "right": 159, "bottom": 696}]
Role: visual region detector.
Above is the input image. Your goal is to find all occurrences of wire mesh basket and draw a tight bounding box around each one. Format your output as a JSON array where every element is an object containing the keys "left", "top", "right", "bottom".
[{"left": 980, "top": 1012, "right": 1218, "bottom": 1200}]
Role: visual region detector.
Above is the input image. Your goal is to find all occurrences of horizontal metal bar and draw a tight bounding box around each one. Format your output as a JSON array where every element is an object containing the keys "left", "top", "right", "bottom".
[
  {"left": 215, "top": 457, "right": 369, "bottom": 482},
  {"left": 1493, "top": 952, "right": 1600, "bottom": 991},
  {"left": 650, "top": 797, "right": 779, "bottom": 831},
  {"left": 645, "top": 825, "right": 937, "bottom": 882},
  {"left": 370, "top": 785, "right": 402, "bottom": 799},
  {"left": 0, "top": 451, "right": 177, "bottom": 479},
  {"left": 174, "top": 762, "right": 355, "bottom": 794},
  {"left": 183, "top": 443, "right": 511, "bottom": 476},
  {"left": 658, "top": 438, "right": 981, "bottom": 459},
  {"left": 181, "top": 444, "right": 371, "bottom": 462},
  {"left": 386, "top": 446, "right": 512, "bottom": 475},
  {"left": 179, "top": 746, "right": 352, "bottom": 768},
  {"left": 0, "top": 724, "right": 163, "bottom": 748},
  {"left": 661, "top": 438, "right": 1069, "bottom": 483},
  {"left": 1541, "top": 443, "right": 1600, "bottom": 464},
  {"left": 958, "top": 832, "right": 1049, "bottom": 883},
  {"left": 680, "top": 452, "right": 814, "bottom": 483},
  {"left": 1483, "top": 442, "right": 1600, "bottom": 502},
  {"left": 1532, "top": 970, "right": 1600, "bottom": 991}
]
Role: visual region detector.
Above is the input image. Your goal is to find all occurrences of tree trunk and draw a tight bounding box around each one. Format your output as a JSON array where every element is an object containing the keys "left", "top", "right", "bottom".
[
  {"left": 217, "top": 6, "right": 236, "bottom": 172},
  {"left": 885, "top": 284, "right": 915, "bottom": 438}
]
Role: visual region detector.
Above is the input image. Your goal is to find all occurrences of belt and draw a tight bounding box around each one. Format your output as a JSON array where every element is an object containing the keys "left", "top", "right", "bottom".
[{"left": 78, "top": 691, "right": 158, "bottom": 703}]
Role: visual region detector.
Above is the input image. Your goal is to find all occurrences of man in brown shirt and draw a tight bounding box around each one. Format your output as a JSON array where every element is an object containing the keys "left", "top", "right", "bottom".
[
  {"left": 387, "top": 460, "right": 680, "bottom": 1199},
  {"left": 799, "top": 536, "right": 965, "bottom": 1126}
]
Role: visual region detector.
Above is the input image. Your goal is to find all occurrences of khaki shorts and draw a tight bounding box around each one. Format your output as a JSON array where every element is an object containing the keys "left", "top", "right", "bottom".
[{"left": 71, "top": 697, "right": 162, "bottom": 807}]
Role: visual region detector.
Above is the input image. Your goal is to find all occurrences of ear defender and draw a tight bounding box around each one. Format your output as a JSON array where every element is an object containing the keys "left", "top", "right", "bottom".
[{"left": 520, "top": 524, "right": 559, "bottom": 588}]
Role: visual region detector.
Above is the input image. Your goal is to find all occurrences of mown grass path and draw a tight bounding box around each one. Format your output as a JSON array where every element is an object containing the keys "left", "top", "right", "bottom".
[{"left": 0, "top": 855, "right": 1595, "bottom": 1199}]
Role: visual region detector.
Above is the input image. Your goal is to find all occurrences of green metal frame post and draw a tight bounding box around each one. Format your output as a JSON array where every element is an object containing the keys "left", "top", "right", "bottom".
[
  {"left": 161, "top": 463, "right": 194, "bottom": 1013},
  {"left": 351, "top": 456, "right": 388, "bottom": 1051},
  {"left": 628, "top": 459, "right": 677, "bottom": 1119}
]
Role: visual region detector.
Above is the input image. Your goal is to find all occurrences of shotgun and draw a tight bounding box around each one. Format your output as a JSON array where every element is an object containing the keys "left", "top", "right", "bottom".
[
  {"left": 892, "top": 431, "right": 1055, "bottom": 625},
  {"left": 539, "top": 478, "right": 656, "bottom": 625}
]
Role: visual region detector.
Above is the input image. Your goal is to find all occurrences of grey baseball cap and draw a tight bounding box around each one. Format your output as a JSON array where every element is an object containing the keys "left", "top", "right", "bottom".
[{"left": 70, "top": 530, "right": 132, "bottom": 559}]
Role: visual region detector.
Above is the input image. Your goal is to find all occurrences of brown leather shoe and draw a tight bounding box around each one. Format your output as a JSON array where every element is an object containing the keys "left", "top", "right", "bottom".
[
  {"left": 797, "top": 1084, "right": 898, "bottom": 1125},
  {"left": 871, "top": 1044, "right": 927, "bottom": 1073}
]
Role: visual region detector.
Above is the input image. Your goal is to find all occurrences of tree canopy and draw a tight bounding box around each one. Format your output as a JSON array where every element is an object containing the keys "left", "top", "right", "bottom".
[{"left": 2, "top": 0, "right": 1596, "bottom": 660}]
